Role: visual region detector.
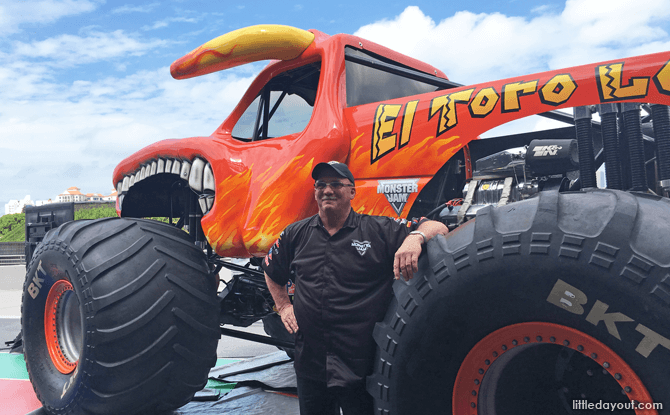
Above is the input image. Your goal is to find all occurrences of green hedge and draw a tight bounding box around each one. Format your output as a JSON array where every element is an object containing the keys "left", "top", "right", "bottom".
[
  {"left": 0, "top": 213, "right": 25, "bottom": 242},
  {"left": 1, "top": 207, "right": 121, "bottom": 242},
  {"left": 74, "top": 206, "right": 118, "bottom": 220},
  {"left": 0, "top": 208, "right": 174, "bottom": 242}
]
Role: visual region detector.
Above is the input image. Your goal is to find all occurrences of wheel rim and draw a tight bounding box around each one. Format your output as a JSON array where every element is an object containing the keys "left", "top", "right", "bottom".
[
  {"left": 453, "top": 322, "right": 656, "bottom": 415},
  {"left": 44, "top": 280, "right": 83, "bottom": 374}
]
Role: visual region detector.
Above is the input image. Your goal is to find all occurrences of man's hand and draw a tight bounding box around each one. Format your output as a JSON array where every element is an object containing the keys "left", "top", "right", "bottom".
[
  {"left": 394, "top": 235, "right": 422, "bottom": 281},
  {"left": 394, "top": 220, "right": 449, "bottom": 281},
  {"left": 278, "top": 304, "right": 299, "bottom": 334},
  {"left": 265, "top": 272, "right": 299, "bottom": 334}
]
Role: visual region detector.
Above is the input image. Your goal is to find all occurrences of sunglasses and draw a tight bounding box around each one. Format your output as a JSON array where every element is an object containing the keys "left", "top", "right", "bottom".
[{"left": 314, "top": 180, "right": 355, "bottom": 190}]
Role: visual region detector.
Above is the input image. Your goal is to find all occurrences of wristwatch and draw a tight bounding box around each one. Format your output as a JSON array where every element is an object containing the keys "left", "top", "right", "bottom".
[{"left": 409, "top": 230, "right": 427, "bottom": 244}]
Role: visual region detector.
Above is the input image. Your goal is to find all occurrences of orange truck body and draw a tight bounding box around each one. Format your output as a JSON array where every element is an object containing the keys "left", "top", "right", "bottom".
[{"left": 111, "top": 25, "right": 670, "bottom": 258}]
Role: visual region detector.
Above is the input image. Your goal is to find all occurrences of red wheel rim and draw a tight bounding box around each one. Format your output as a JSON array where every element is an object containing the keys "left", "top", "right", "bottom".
[
  {"left": 44, "top": 280, "right": 79, "bottom": 374},
  {"left": 453, "top": 322, "right": 657, "bottom": 415}
]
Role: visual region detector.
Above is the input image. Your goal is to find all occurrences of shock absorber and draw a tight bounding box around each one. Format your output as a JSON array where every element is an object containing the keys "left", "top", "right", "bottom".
[
  {"left": 597, "top": 104, "right": 623, "bottom": 190},
  {"left": 621, "top": 103, "right": 648, "bottom": 191},
  {"left": 574, "top": 106, "right": 597, "bottom": 189},
  {"left": 651, "top": 104, "right": 670, "bottom": 196},
  {"left": 617, "top": 106, "right": 632, "bottom": 189}
]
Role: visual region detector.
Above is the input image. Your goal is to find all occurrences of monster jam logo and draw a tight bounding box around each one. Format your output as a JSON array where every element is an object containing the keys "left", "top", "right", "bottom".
[
  {"left": 351, "top": 240, "right": 372, "bottom": 256},
  {"left": 533, "top": 145, "right": 562, "bottom": 157},
  {"left": 377, "top": 179, "right": 419, "bottom": 216}
]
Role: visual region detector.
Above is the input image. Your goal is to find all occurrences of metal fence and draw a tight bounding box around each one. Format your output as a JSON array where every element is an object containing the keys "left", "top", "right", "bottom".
[{"left": 0, "top": 242, "right": 25, "bottom": 266}]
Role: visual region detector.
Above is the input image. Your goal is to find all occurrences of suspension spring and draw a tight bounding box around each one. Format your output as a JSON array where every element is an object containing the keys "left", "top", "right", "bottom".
[
  {"left": 651, "top": 104, "right": 670, "bottom": 194},
  {"left": 598, "top": 104, "right": 623, "bottom": 190},
  {"left": 621, "top": 103, "right": 648, "bottom": 191},
  {"left": 574, "top": 106, "right": 597, "bottom": 189}
]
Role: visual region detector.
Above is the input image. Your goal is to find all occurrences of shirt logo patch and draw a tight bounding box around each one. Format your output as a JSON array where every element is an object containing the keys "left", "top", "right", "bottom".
[
  {"left": 377, "top": 178, "right": 419, "bottom": 216},
  {"left": 352, "top": 240, "right": 372, "bottom": 256}
]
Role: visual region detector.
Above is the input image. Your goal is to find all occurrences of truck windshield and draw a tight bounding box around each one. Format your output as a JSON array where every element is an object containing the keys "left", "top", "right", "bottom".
[
  {"left": 345, "top": 47, "right": 445, "bottom": 107},
  {"left": 232, "top": 62, "right": 321, "bottom": 141}
]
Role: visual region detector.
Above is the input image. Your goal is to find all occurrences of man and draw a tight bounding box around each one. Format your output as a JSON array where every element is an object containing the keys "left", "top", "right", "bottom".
[{"left": 263, "top": 161, "right": 448, "bottom": 415}]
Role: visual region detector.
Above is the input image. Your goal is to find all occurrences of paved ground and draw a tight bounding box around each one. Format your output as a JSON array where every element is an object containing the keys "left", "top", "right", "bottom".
[
  {"left": 0, "top": 265, "right": 25, "bottom": 319},
  {"left": 0, "top": 264, "right": 278, "bottom": 358},
  {"left": 0, "top": 265, "right": 24, "bottom": 291}
]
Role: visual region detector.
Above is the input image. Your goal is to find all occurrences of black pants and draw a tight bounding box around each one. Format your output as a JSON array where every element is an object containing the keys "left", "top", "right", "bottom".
[{"left": 296, "top": 376, "right": 373, "bottom": 415}]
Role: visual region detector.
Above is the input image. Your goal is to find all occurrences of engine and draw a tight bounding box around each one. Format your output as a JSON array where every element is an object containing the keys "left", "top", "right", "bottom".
[{"left": 441, "top": 139, "right": 579, "bottom": 228}]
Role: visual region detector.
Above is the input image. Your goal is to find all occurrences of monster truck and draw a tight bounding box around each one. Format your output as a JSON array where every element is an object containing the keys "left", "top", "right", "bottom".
[{"left": 21, "top": 24, "right": 670, "bottom": 414}]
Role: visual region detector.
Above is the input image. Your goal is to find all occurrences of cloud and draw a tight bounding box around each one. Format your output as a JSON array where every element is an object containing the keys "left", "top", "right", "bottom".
[
  {"left": 12, "top": 30, "right": 168, "bottom": 67},
  {"left": 354, "top": 2, "right": 670, "bottom": 85},
  {"left": 3, "top": 1, "right": 670, "bottom": 209},
  {"left": 142, "top": 17, "right": 199, "bottom": 31},
  {"left": 61, "top": 163, "right": 84, "bottom": 179},
  {"left": 354, "top": 3, "right": 670, "bottom": 138},
  {"left": 111, "top": 3, "right": 160, "bottom": 14},
  {"left": 530, "top": 4, "right": 554, "bottom": 14},
  {"left": 0, "top": 0, "right": 99, "bottom": 35},
  {"left": 0, "top": 64, "right": 259, "bottom": 204}
]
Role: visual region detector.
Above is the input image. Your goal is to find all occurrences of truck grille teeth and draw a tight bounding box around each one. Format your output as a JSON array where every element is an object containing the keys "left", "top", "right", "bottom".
[
  {"left": 180, "top": 160, "right": 191, "bottom": 181},
  {"left": 117, "top": 157, "right": 216, "bottom": 215},
  {"left": 203, "top": 164, "right": 215, "bottom": 192},
  {"left": 171, "top": 160, "right": 181, "bottom": 175},
  {"left": 189, "top": 159, "right": 206, "bottom": 192}
]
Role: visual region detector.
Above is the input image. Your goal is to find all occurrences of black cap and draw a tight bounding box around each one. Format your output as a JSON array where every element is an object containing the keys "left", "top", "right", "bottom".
[{"left": 312, "top": 161, "right": 355, "bottom": 185}]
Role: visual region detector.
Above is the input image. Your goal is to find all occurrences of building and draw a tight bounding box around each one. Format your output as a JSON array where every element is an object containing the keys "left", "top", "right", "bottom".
[
  {"left": 56, "top": 187, "right": 117, "bottom": 204},
  {"left": 4, "top": 195, "right": 34, "bottom": 215},
  {"left": 85, "top": 193, "right": 105, "bottom": 202},
  {"left": 83, "top": 190, "right": 117, "bottom": 202},
  {"left": 57, "top": 187, "right": 87, "bottom": 203},
  {"left": 4, "top": 187, "right": 117, "bottom": 216},
  {"left": 103, "top": 189, "right": 118, "bottom": 202}
]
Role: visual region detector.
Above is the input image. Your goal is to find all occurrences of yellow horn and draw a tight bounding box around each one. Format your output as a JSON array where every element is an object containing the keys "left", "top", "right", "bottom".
[{"left": 170, "top": 25, "right": 315, "bottom": 79}]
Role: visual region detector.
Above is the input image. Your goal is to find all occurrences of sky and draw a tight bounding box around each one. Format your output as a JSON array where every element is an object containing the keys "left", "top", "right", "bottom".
[{"left": 2, "top": 0, "right": 670, "bottom": 214}]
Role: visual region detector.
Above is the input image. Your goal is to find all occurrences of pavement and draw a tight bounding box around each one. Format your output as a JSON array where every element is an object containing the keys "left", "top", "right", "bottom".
[{"left": 0, "top": 265, "right": 24, "bottom": 318}]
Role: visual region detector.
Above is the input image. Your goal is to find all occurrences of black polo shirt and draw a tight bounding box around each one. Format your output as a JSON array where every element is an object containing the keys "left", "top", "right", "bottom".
[{"left": 263, "top": 209, "right": 417, "bottom": 387}]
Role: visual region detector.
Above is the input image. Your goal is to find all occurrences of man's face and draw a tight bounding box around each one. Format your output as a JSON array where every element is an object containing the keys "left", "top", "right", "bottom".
[{"left": 314, "top": 173, "right": 355, "bottom": 215}]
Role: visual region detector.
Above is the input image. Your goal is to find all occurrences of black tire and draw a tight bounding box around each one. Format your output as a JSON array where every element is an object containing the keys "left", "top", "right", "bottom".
[
  {"left": 368, "top": 189, "right": 670, "bottom": 415},
  {"left": 262, "top": 313, "right": 296, "bottom": 359},
  {"left": 22, "top": 217, "right": 220, "bottom": 415}
]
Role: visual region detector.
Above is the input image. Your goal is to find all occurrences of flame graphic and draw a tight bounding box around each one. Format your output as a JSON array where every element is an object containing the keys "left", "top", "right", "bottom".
[
  {"left": 201, "top": 154, "right": 320, "bottom": 257},
  {"left": 171, "top": 46, "right": 238, "bottom": 80},
  {"left": 205, "top": 168, "right": 252, "bottom": 257},
  {"left": 243, "top": 155, "right": 317, "bottom": 255},
  {"left": 349, "top": 128, "right": 465, "bottom": 180}
]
